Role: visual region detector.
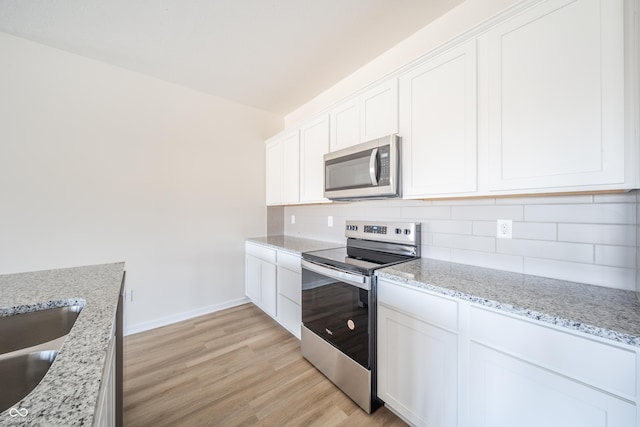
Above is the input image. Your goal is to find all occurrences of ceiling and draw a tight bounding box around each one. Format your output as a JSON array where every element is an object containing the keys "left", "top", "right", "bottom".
[{"left": 0, "top": 0, "right": 464, "bottom": 115}]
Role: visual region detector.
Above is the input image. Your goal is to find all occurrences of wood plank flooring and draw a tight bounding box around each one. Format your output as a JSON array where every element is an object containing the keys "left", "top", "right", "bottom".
[{"left": 124, "top": 303, "right": 407, "bottom": 426}]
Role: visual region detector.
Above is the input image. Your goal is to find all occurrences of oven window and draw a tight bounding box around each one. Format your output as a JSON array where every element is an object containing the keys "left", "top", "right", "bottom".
[
  {"left": 325, "top": 149, "right": 375, "bottom": 191},
  {"left": 302, "top": 268, "right": 370, "bottom": 368}
]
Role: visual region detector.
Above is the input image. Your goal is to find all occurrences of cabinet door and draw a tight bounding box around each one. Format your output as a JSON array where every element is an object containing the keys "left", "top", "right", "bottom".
[
  {"left": 299, "top": 115, "right": 330, "bottom": 203},
  {"left": 245, "top": 255, "right": 262, "bottom": 303},
  {"left": 469, "top": 342, "right": 636, "bottom": 427},
  {"left": 360, "top": 79, "right": 398, "bottom": 142},
  {"left": 400, "top": 40, "right": 477, "bottom": 197},
  {"left": 377, "top": 304, "right": 458, "bottom": 427},
  {"left": 265, "top": 139, "right": 283, "bottom": 205},
  {"left": 282, "top": 130, "right": 300, "bottom": 204},
  {"left": 330, "top": 97, "right": 360, "bottom": 151},
  {"left": 261, "top": 260, "right": 277, "bottom": 318},
  {"left": 486, "top": 0, "right": 625, "bottom": 191}
]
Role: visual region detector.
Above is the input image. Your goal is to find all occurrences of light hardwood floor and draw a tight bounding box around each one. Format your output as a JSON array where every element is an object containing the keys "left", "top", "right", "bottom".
[{"left": 124, "top": 303, "right": 407, "bottom": 426}]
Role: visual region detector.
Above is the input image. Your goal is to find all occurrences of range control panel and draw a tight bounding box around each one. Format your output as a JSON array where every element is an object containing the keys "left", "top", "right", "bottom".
[{"left": 345, "top": 220, "right": 420, "bottom": 245}]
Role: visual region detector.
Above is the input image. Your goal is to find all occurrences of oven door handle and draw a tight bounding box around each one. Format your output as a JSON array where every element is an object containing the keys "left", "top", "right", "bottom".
[{"left": 302, "top": 260, "right": 371, "bottom": 291}]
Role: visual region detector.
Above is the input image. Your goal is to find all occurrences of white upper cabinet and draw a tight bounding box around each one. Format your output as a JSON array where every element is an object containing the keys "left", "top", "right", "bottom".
[
  {"left": 485, "top": 0, "right": 627, "bottom": 192},
  {"left": 282, "top": 131, "right": 300, "bottom": 204},
  {"left": 330, "top": 79, "right": 399, "bottom": 151},
  {"left": 330, "top": 97, "right": 360, "bottom": 151},
  {"left": 299, "top": 115, "right": 330, "bottom": 203},
  {"left": 360, "top": 79, "right": 399, "bottom": 142},
  {"left": 265, "top": 130, "right": 299, "bottom": 206},
  {"left": 400, "top": 40, "right": 478, "bottom": 198}
]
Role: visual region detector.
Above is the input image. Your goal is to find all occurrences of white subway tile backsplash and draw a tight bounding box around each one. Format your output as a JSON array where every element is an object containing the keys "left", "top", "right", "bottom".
[
  {"left": 420, "top": 245, "right": 452, "bottom": 262},
  {"left": 402, "top": 206, "right": 451, "bottom": 220},
  {"left": 433, "top": 234, "right": 495, "bottom": 252},
  {"left": 593, "top": 192, "right": 637, "bottom": 203},
  {"left": 525, "top": 204, "right": 636, "bottom": 224},
  {"left": 472, "top": 221, "right": 496, "bottom": 237},
  {"left": 558, "top": 224, "right": 636, "bottom": 246},
  {"left": 451, "top": 205, "right": 523, "bottom": 221},
  {"left": 451, "top": 249, "right": 523, "bottom": 273},
  {"left": 497, "top": 239, "right": 593, "bottom": 263},
  {"left": 496, "top": 195, "right": 593, "bottom": 205},
  {"left": 431, "top": 198, "right": 496, "bottom": 206},
  {"left": 512, "top": 222, "right": 557, "bottom": 241},
  {"left": 285, "top": 191, "right": 638, "bottom": 291},
  {"left": 423, "top": 220, "right": 473, "bottom": 235},
  {"left": 595, "top": 245, "right": 636, "bottom": 268},
  {"left": 525, "top": 258, "right": 636, "bottom": 291}
]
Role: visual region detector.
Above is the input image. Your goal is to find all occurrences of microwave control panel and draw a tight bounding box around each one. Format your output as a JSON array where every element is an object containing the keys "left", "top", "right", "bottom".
[{"left": 378, "top": 145, "right": 390, "bottom": 185}]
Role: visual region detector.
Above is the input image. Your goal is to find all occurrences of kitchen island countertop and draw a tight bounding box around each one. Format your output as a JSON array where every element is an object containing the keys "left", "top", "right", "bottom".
[
  {"left": 378, "top": 258, "right": 640, "bottom": 347},
  {"left": 0, "top": 262, "right": 125, "bottom": 426}
]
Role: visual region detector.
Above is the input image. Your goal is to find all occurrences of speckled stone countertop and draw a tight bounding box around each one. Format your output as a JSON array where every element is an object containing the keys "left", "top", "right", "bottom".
[
  {"left": 247, "top": 235, "right": 342, "bottom": 255},
  {"left": 377, "top": 258, "right": 640, "bottom": 347},
  {"left": 0, "top": 263, "right": 125, "bottom": 426}
]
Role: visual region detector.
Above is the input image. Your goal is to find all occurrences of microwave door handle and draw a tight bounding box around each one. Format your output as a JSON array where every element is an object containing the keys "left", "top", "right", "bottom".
[{"left": 369, "top": 148, "right": 379, "bottom": 186}]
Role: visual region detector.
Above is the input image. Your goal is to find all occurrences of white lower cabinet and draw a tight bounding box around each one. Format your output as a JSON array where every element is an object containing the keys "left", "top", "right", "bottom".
[
  {"left": 469, "top": 342, "right": 635, "bottom": 427},
  {"left": 276, "top": 251, "right": 302, "bottom": 339},
  {"left": 245, "top": 242, "right": 302, "bottom": 339},
  {"left": 376, "top": 277, "right": 639, "bottom": 427},
  {"left": 245, "top": 242, "right": 277, "bottom": 318},
  {"left": 377, "top": 304, "right": 458, "bottom": 427}
]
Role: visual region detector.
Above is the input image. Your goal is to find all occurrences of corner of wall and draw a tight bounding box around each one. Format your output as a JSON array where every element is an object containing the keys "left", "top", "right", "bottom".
[{"left": 636, "top": 190, "right": 640, "bottom": 301}]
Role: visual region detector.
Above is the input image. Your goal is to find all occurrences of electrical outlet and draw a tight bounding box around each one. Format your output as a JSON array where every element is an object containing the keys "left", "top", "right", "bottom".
[
  {"left": 497, "top": 219, "right": 513, "bottom": 239},
  {"left": 291, "top": 215, "right": 295, "bottom": 225},
  {"left": 328, "top": 216, "right": 333, "bottom": 227}
]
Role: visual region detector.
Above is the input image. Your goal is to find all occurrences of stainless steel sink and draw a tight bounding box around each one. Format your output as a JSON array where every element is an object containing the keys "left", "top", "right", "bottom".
[
  {"left": 0, "top": 350, "right": 58, "bottom": 412},
  {"left": 0, "top": 305, "right": 82, "bottom": 354},
  {"left": 0, "top": 305, "right": 82, "bottom": 413}
]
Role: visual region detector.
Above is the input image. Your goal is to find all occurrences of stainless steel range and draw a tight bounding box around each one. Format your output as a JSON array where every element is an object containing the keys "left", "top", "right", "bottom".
[{"left": 301, "top": 220, "right": 421, "bottom": 413}]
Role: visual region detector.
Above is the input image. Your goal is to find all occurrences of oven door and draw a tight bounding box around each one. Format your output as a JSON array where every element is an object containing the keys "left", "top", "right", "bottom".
[{"left": 301, "top": 259, "right": 371, "bottom": 369}]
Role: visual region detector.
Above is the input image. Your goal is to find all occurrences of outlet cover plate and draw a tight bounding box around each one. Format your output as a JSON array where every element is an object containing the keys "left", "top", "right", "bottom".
[{"left": 497, "top": 219, "right": 513, "bottom": 239}]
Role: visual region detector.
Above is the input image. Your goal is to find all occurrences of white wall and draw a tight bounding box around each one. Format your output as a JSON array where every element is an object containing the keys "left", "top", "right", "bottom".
[
  {"left": 0, "top": 32, "right": 281, "bottom": 334},
  {"left": 286, "top": 192, "right": 638, "bottom": 291}
]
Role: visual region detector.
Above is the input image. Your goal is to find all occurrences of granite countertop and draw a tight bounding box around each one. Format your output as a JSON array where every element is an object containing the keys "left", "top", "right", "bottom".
[
  {"left": 247, "top": 235, "right": 342, "bottom": 255},
  {"left": 377, "top": 258, "right": 640, "bottom": 347},
  {"left": 0, "top": 263, "right": 125, "bottom": 426}
]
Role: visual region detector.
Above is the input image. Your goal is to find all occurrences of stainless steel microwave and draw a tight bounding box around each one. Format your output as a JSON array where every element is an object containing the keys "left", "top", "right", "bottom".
[{"left": 324, "top": 134, "right": 400, "bottom": 200}]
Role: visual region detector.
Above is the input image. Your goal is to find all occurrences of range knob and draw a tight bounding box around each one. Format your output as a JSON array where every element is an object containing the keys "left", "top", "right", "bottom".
[
  {"left": 395, "top": 228, "right": 402, "bottom": 235},
  {"left": 404, "top": 229, "right": 411, "bottom": 235}
]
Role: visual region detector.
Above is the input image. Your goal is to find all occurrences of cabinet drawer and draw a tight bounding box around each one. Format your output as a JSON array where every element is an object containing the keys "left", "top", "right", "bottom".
[
  {"left": 245, "top": 242, "right": 276, "bottom": 263},
  {"left": 277, "top": 294, "right": 301, "bottom": 338},
  {"left": 277, "top": 251, "right": 301, "bottom": 273},
  {"left": 278, "top": 266, "right": 301, "bottom": 304},
  {"left": 378, "top": 278, "right": 458, "bottom": 331},
  {"left": 470, "top": 306, "right": 637, "bottom": 399}
]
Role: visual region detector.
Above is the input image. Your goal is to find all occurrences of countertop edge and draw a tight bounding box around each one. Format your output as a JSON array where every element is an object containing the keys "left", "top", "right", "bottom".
[{"left": 376, "top": 269, "right": 640, "bottom": 348}]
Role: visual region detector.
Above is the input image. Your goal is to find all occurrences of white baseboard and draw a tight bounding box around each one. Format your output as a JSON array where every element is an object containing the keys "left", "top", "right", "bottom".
[{"left": 124, "top": 297, "right": 250, "bottom": 336}]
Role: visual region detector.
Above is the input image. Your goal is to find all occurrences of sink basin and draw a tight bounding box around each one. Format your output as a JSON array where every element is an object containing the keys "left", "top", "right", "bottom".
[
  {"left": 0, "top": 305, "right": 82, "bottom": 354},
  {"left": 0, "top": 350, "right": 58, "bottom": 412}
]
